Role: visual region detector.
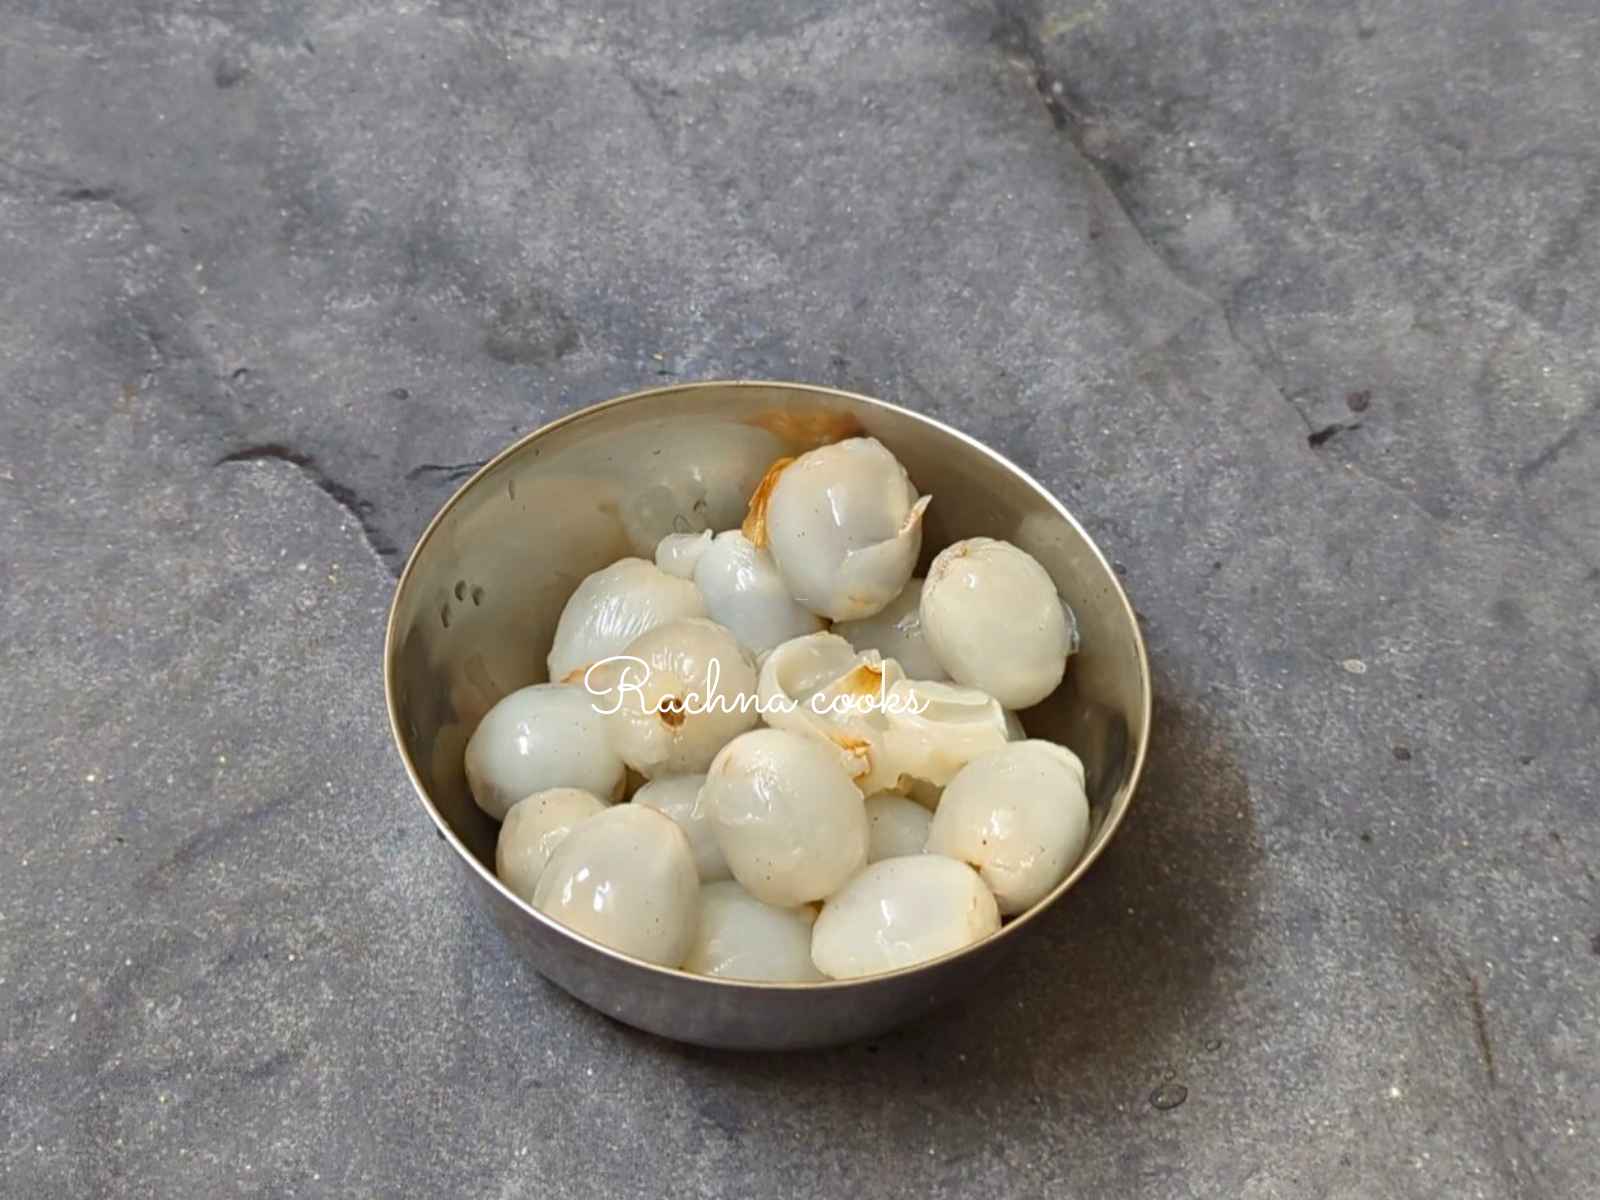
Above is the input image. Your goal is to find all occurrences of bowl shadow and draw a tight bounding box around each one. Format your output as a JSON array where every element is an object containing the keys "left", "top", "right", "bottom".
[{"left": 640, "top": 669, "right": 1264, "bottom": 1104}]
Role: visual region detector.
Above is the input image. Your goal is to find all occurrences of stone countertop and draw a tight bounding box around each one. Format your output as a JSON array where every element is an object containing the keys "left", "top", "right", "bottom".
[{"left": 2, "top": 1, "right": 1596, "bottom": 1196}]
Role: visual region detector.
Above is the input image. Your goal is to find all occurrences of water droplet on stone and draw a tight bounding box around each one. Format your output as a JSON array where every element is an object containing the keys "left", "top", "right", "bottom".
[
  {"left": 1149, "top": 1083, "right": 1188, "bottom": 1111},
  {"left": 1205, "top": 1038, "right": 1223, "bottom": 1052},
  {"left": 1163, "top": 1067, "right": 1177, "bottom": 1081}
]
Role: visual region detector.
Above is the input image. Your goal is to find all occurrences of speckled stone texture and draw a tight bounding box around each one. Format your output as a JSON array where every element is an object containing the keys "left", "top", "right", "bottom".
[{"left": 2, "top": 1, "right": 1596, "bottom": 1196}]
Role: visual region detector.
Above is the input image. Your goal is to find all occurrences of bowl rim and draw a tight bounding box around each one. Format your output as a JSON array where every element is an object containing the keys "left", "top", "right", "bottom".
[{"left": 384, "top": 379, "right": 1152, "bottom": 991}]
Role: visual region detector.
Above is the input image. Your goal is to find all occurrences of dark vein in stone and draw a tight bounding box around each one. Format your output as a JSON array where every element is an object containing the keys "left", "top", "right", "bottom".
[
  {"left": 215, "top": 444, "right": 403, "bottom": 575},
  {"left": 406, "top": 460, "right": 489, "bottom": 484},
  {"left": 3, "top": 153, "right": 413, "bottom": 576},
  {"left": 991, "top": 1, "right": 1315, "bottom": 444},
  {"left": 1308, "top": 421, "right": 1361, "bottom": 449},
  {"left": 1517, "top": 393, "right": 1599, "bottom": 483},
  {"left": 1465, "top": 970, "right": 1497, "bottom": 1088}
]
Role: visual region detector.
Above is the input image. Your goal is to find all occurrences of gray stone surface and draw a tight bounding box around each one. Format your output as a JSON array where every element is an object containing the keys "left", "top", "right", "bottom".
[{"left": 2, "top": 0, "right": 1596, "bottom": 1196}]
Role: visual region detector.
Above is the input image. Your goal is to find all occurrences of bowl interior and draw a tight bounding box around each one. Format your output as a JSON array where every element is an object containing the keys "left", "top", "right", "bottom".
[{"left": 387, "top": 382, "right": 1149, "bottom": 918}]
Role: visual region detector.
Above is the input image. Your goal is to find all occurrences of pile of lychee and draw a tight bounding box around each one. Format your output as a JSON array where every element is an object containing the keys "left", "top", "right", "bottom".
[{"left": 466, "top": 435, "right": 1087, "bottom": 981}]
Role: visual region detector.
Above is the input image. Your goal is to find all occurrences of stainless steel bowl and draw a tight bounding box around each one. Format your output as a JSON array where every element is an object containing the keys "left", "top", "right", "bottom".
[{"left": 384, "top": 381, "right": 1150, "bottom": 1049}]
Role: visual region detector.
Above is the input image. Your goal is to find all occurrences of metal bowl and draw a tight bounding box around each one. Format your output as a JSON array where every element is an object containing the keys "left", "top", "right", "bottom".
[{"left": 384, "top": 381, "right": 1150, "bottom": 1049}]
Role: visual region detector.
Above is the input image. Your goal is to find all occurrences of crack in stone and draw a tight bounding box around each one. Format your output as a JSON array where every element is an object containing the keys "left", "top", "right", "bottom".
[
  {"left": 989, "top": 3, "right": 1594, "bottom": 558},
  {"left": 998, "top": 5, "right": 1142, "bottom": 204},
  {"left": 406, "top": 460, "right": 489, "bottom": 484},
  {"left": 987, "top": 4, "right": 1489, "bottom": 542},
  {"left": 0, "top": 155, "right": 414, "bottom": 580},
  {"left": 1451, "top": 953, "right": 1557, "bottom": 1200},
  {"left": 1330, "top": 444, "right": 1463, "bottom": 527},
  {"left": 215, "top": 444, "right": 403, "bottom": 576},
  {"left": 991, "top": 1, "right": 1317, "bottom": 444},
  {"left": 1307, "top": 421, "right": 1361, "bottom": 449},
  {"left": 1219, "top": 303, "right": 1313, "bottom": 432},
  {"left": 0, "top": 155, "right": 146, "bottom": 220},
  {"left": 993, "top": 1, "right": 1079, "bottom": 133},
  {"left": 1465, "top": 969, "right": 1498, "bottom": 1088},
  {"left": 58, "top": 184, "right": 119, "bottom": 204},
  {"left": 1517, "top": 392, "right": 1599, "bottom": 483}
]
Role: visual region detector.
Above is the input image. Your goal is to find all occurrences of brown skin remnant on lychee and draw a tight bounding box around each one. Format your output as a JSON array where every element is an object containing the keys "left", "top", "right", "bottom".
[
  {"left": 836, "top": 663, "right": 884, "bottom": 697},
  {"left": 658, "top": 696, "right": 687, "bottom": 728},
  {"left": 826, "top": 733, "right": 874, "bottom": 783},
  {"left": 741, "top": 456, "right": 795, "bottom": 549}
]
